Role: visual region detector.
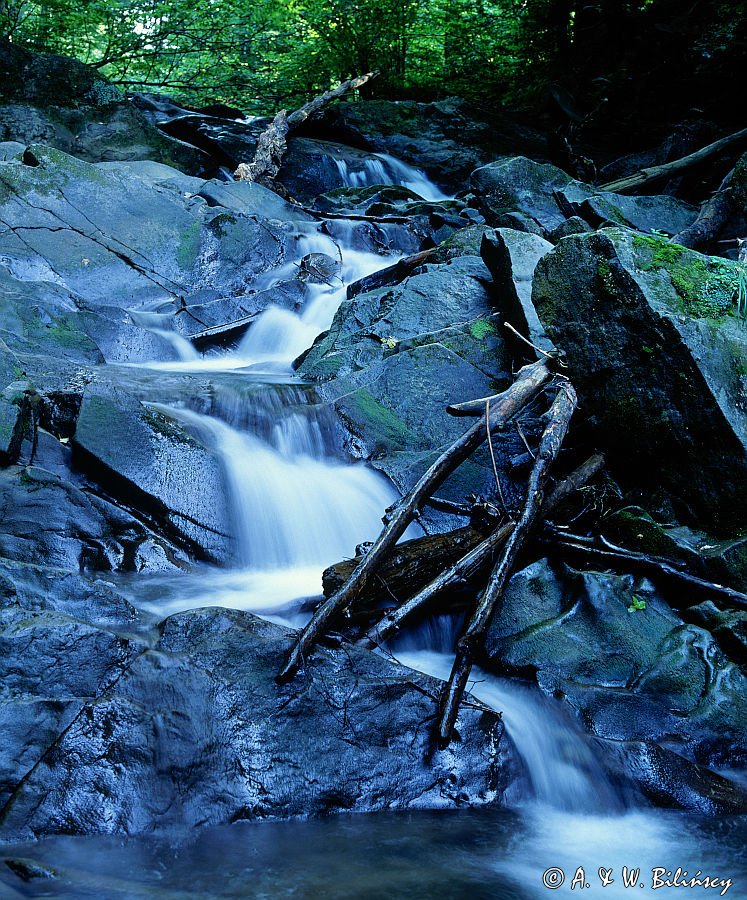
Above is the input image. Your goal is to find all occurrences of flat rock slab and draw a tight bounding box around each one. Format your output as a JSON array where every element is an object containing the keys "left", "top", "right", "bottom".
[{"left": 0, "top": 605, "right": 513, "bottom": 839}]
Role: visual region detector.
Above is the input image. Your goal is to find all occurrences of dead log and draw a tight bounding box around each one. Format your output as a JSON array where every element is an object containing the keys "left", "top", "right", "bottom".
[
  {"left": 322, "top": 525, "right": 484, "bottom": 602},
  {"left": 189, "top": 312, "right": 260, "bottom": 350},
  {"left": 671, "top": 166, "right": 737, "bottom": 250},
  {"left": 361, "top": 452, "right": 603, "bottom": 650},
  {"left": 600, "top": 127, "right": 747, "bottom": 194},
  {"left": 544, "top": 528, "right": 747, "bottom": 611},
  {"left": 276, "top": 359, "right": 552, "bottom": 683},
  {"left": 235, "top": 71, "right": 379, "bottom": 186},
  {"left": 437, "top": 381, "right": 578, "bottom": 746},
  {"left": 346, "top": 248, "right": 437, "bottom": 300}
]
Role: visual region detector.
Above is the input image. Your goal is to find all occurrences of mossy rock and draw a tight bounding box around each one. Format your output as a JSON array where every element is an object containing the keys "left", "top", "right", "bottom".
[{"left": 533, "top": 228, "right": 747, "bottom": 535}]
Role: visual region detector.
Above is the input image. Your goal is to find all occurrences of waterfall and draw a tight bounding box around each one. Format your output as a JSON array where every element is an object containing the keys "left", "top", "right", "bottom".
[
  {"left": 334, "top": 153, "right": 451, "bottom": 202},
  {"left": 394, "top": 648, "right": 622, "bottom": 814}
]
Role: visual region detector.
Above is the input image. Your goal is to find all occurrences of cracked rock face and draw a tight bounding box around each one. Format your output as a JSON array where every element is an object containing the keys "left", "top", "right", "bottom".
[{"left": 0, "top": 576, "right": 514, "bottom": 840}]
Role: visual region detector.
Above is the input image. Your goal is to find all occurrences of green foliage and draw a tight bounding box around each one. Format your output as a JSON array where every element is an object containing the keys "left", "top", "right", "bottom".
[
  {"left": 627, "top": 594, "right": 647, "bottom": 613},
  {"left": 3, "top": 0, "right": 746, "bottom": 119}
]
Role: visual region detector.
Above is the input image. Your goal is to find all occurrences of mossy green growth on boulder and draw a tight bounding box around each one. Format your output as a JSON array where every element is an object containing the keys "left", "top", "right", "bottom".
[{"left": 532, "top": 228, "right": 747, "bottom": 535}]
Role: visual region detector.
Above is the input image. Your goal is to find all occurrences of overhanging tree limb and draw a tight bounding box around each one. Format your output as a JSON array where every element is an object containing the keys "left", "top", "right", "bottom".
[{"left": 600, "top": 127, "right": 747, "bottom": 194}]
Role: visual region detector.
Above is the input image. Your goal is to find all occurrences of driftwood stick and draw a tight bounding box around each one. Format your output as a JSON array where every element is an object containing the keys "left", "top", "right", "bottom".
[
  {"left": 347, "top": 248, "right": 437, "bottom": 299},
  {"left": 235, "top": 109, "right": 289, "bottom": 185},
  {"left": 600, "top": 127, "right": 747, "bottom": 194},
  {"left": 545, "top": 528, "right": 747, "bottom": 611},
  {"left": 437, "top": 382, "right": 578, "bottom": 746},
  {"left": 276, "top": 359, "right": 552, "bottom": 683},
  {"left": 235, "top": 71, "right": 379, "bottom": 185},
  {"left": 671, "top": 166, "right": 737, "bottom": 250},
  {"left": 361, "top": 452, "right": 604, "bottom": 649},
  {"left": 447, "top": 391, "right": 514, "bottom": 417},
  {"left": 360, "top": 523, "right": 514, "bottom": 649},
  {"left": 543, "top": 451, "right": 605, "bottom": 510}
]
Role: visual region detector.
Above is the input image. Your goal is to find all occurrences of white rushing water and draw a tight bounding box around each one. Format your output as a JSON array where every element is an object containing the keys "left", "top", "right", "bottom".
[
  {"left": 131, "top": 191, "right": 417, "bottom": 617},
  {"left": 334, "top": 152, "right": 452, "bottom": 202},
  {"left": 119, "top": 155, "right": 744, "bottom": 900}
]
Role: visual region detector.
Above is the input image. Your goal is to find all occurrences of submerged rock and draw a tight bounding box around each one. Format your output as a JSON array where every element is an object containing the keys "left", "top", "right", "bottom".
[
  {"left": 533, "top": 228, "right": 747, "bottom": 534},
  {"left": 0, "top": 604, "right": 513, "bottom": 840}
]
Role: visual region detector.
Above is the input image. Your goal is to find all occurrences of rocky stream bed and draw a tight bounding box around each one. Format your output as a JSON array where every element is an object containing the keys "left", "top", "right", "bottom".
[{"left": 0, "top": 43, "right": 746, "bottom": 898}]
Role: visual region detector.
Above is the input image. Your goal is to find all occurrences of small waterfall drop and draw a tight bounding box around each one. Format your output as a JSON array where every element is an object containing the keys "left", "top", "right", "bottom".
[
  {"left": 395, "top": 647, "right": 622, "bottom": 813},
  {"left": 334, "top": 153, "right": 451, "bottom": 202}
]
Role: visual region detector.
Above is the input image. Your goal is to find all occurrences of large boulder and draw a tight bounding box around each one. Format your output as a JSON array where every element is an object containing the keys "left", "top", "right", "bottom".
[
  {"left": 0, "top": 144, "right": 309, "bottom": 361},
  {"left": 0, "top": 428, "right": 188, "bottom": 573},
  {"left": 0, "top": 600, "right": 514, "bottom": 840},
  {"left": 484, "top": 558, "right": 747, "bottom": 771},
  {"left": 532, "top": 228, "right": 747, "bottom": 535},
  {"left": 297, "top": 239, "right": 525, "bottom": 524},
  {"left": 72, "top": 384, "right": 231, "bottom": 562},
  {"left": 0, "top": 42, "right": 203, "bottom": 171},
  {"left": 480, "top": 228, "right": 554, "bottom": 354}
]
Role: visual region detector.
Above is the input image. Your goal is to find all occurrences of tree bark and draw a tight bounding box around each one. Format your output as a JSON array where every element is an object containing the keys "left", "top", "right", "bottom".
[
  {"left": 322, "top": 525, "right": 484, "bottom": 603},
  {"left": 671, "top": 167, "right": 736, "bottom": 250},
  {"left": 361, "top": 453, "right": 604, "bottom": 649},
  {"left": 600, "top": 128, "right": 747, "bottom": 194},
  {"left": 346, "top": 248, "right": 437, "bottom": 299},
  {"left": 276, "top": 359, "right": 552, "bottom": 683},
  {"left": 437, "top": 382, "right": 577, "bottom": 746},
  {"left": 235, "top": 71, "right": 379, "bottom": 186}
]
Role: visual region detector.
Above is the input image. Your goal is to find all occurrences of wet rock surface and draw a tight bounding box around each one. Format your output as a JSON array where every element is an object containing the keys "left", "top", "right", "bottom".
[
  {"left": 0, "top": 591, "right": 512, "bottom": 839},
  {"left": 532, "top": 228, "right": 747, "bottom": 534},
  {"left": 484, "top": 559, "right": 747, "bottom": 772},
  {"left": 0, "top": 44, "right": 745, "bottom": 842},
  {"left": 312, "top": 97, "right": 549, "bottom": 188}
]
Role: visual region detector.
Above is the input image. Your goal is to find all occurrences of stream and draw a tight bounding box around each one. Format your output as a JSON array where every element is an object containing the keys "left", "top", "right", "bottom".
[{"left": 3, "top": 155, "right": 746, "bottom": 899}]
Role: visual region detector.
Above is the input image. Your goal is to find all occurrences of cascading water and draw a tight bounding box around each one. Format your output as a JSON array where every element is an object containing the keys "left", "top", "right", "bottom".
[
  {"left": 129, "top": 207, "right": 415, "bottom": 618},
  {"left": 394, "top": 648, "right": 622, "bottom": 813},
  {"left": 334, "top": 152, "right": 451, "bottom": 202}
]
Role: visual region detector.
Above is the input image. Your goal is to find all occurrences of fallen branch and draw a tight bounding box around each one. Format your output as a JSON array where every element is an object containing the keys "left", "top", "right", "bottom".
[
  {"left": 347, "top": 248, "right": 437, "bottom": 299},
  {"left": 321, "top": 525, "right": 484, "bottom": 604},
  {"left": 544, "top": 528, "right": 747, "bottom": 611},
  {"left": 671, "top": 165, "right": 738, "bottom": 250},
  {"left": 360, "top": 453, "right": 604, "bottom": 649},
  {"left": 600, "top": 127, "right": 747, "bottom": 194},
  {"left": 235, "top": 71, "right": 379, "bottom": 186},
  {"left": 276, "top": 359, "right": 552, "bottom": 683},
  {"left": 437, "top": 381, "right": 578, "bottom": 746}
]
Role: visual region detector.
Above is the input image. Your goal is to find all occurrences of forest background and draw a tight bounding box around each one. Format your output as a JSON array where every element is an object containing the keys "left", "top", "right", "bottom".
[{"left": 2, "top": 0, "right": 745, "bottom": 143}]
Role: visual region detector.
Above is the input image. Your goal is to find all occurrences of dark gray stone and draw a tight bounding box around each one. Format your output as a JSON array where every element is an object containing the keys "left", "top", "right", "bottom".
[
  {"left": 316, "top": 97, "right": 549, "bottom": 188},
  {"left": 471, "top": 157, "right": 697, "bottom": 239},
  {"left": 72, "top": 384, "right": 231, "bottom": 562},
  {"left": 532, "top": 228, "right": 747, "bottom": 534},
  {"left": 484, "top": 559, "right": 747, "bottom": 768},
  {"left": 480, "top": 228, "right": 554, "bottom": 354},
  {"left": 0, "top": 606, "right": 513, "bottom": 839}
]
